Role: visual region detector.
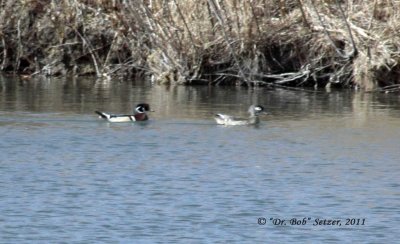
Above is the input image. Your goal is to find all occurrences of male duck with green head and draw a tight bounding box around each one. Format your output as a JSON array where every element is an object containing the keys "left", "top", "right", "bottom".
[{"left": 95, "top": 103, "right": 152, "bottom": 122}]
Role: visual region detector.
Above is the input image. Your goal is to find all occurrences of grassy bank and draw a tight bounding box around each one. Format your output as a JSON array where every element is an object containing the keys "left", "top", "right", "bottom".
[{"left": 1, "top": 0, "right": 399, "bottom": 90}]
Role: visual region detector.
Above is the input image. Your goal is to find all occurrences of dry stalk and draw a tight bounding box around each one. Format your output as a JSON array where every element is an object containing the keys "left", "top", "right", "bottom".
[
  {"left": 103, "top": 31, "right": 119, "bottom": 70},
  {"left": 0, "top": 0, "right": 399, "bottom": 89},
  {"left": 1, "top": 38, "right": 6, "bottom": 71},
  {"left": 207, "top": 0, "right": 250, "bottom": 86},
  {"left": 310, "top": 0, "right": 357, "bottom": 60},
  {"left": 15, "top": 18, "right": 22, "bottom": 72},
  {"left": 73, "top": 28, "right": 102, "bottom": 77}
]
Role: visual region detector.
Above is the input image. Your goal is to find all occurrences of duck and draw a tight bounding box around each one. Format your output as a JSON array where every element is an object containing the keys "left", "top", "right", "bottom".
[
  {"left": 214, "top": 105, "right": 266, "bottom": 125},
  {"left": 95, "top": 103, "right": 152, "bottom": 122}
]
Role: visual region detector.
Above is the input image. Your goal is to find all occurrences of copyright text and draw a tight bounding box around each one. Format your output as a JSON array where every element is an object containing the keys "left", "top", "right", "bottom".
[{"left": 258, "top": 217, "right": 366, "bottom": 227}]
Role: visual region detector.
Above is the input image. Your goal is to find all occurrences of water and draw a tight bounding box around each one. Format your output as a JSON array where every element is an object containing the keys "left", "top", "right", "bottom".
[{"left": 0, "top": 76, "right": 399, "bottom": 243}]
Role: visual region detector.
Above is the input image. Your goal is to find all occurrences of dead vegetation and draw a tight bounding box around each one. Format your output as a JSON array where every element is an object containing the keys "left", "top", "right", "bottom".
[{"left": 1, "top": 0, "right": 400, "bottom": 90}]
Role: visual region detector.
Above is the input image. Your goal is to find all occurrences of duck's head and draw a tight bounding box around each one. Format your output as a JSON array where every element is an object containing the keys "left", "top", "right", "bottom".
[
  {"left": 135, "top": 103, "right": 152, "bottom": 113},
  {"left": 248, "top": 105, "right": 266, "bottom": 116}
]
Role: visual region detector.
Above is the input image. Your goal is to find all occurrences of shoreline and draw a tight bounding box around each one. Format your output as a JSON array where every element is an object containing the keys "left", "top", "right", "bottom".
[{"left": 1, "top": 1, "right": 399, "bottom": 91}]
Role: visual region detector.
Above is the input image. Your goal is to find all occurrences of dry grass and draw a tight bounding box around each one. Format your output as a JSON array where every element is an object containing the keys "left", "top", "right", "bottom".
[{"left": 1, "top": 0, "right": 400, "bottom": 90}]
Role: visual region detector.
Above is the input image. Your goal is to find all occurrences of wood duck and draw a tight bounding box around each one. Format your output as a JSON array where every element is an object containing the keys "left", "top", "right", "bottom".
[
  {"left": 95, "top": 103, "right": 152, "bottom": 122},
  {"left": 214, "top": 105, "right": 266, "bottom": 125}
]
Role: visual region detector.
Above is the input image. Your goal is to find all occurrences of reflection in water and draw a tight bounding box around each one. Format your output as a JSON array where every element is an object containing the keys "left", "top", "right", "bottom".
[
  {"left": 1, "top": 75, "right": 400, "bottom": 243},
  {"left": 1, "top": 75, "right": 400, "bottom": 121}
]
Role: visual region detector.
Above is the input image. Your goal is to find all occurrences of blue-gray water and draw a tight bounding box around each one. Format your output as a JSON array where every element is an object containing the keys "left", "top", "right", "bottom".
[{"left": 1, "top": 76, "right": 399, "bottom": 243}]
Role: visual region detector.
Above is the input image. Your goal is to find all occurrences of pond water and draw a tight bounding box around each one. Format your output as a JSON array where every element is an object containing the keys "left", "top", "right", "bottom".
[{"left": 0, "top": 76, "right": 399, "bottom": 243}]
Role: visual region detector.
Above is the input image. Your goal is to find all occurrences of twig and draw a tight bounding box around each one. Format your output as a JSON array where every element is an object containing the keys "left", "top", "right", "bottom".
[
  {"left": 368, "top": 0, "right": 378, "bottom": 30},
  {"left": 270, "top": 83, "right": 324, "bottom": 93},
  {"left": 49, "top": 42, "right": 81, "bottom": 48},
  {"left": 1, "top": 38, "right": 6, "bottom": 70},
  {"left": 297, "top": 0, "right": 311, "bottom": 29},
  {"left": 139, "top": 2, "right": 182, "bottom": 71},
  {"left": 249, "top": 0, "right": 261, "bottom": 37},
  {"left": 15, "top": 18, "right": 22, "bottom": 72},
  {"left": 373, "top": 84, "right": 400, "bottom": 93},
  {"left": 103, "top": 31, "right": 119, "bottom": 69},
  {"left": 335, "top": 0, "right": 357, "bottom": 58},
  {"left": 172, "top": 0, "right": 195, "bottom": 48},
  {"left": 311, "top": 0, "right": 357, "bottom": 60},
  {"left": 207, "top": 0, "right": 250, "bottom": 86},
  {"left": 73, "top": 28, "right": 102, "bottom": 77}
]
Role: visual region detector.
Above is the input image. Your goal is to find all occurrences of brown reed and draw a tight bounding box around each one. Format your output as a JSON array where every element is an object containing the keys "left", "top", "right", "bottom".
[{"left": 0, "top": 0, "right": 399, "bottom": 90}]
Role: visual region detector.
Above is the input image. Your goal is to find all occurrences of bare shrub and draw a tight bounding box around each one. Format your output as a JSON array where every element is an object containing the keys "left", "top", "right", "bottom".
[{"left": 0, "top": 0, "right": 399, "bottom": 90}]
